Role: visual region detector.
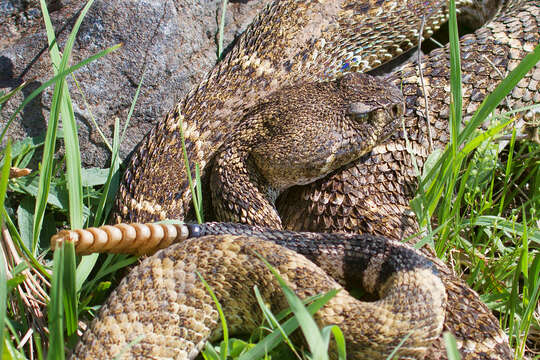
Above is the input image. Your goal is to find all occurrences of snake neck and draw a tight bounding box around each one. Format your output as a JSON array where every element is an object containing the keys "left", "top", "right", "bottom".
[{"left": 211, "top": 145, "right": 283, "bottom": 228}]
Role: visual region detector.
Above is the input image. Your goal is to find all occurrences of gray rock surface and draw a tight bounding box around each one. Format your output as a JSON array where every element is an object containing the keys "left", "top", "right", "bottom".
[
  {"left": 1, "top": 1, "right": 62, "bottom": 51},
  {"left": 0, "top": 0, "right": 266, "bottom": 168}
]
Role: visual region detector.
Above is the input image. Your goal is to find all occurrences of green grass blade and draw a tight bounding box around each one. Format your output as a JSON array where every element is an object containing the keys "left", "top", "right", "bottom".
[
  {"left": 461, "top": 216, "right": 539, "bottom": 244},
  {"left": 320, "top": 325, "right": 346, "bottom": 360},
  {"left": 443, "top": 332, "right": 462, "bottom": 360},
  {"left": 458, "top": 44, "right": 540, "bottom": 146},
  {"left": 271, "top": 292, "right": 329, "bottom": 323},
  {"left": 0, "top": 142, "right": 10, "bottom": 208},
  {"left": 238, "top": 289, "right": 338, "bottom": 360},
  {"left": 41, "top": 0, "right": 96, "bottom": 230},
  {"left": 177, "top": 115, "right": 203, "bottom": 224},
  {"left": 93, "top": 117, "right": 121, "bottom": 226},
  {"left": 253, "top": 285, "right": 299, "bottom": 357},
  {"left": 507, "top": 248, "right": 523, "bottom": 349},
  {"left": 498, "top": 129, "right": 517, "bottom": 216},
  {"left": 39, "top": 0, "right": 99, "bottom": 338},
  {"left": 76, "top": 254, "right": 100, "bottom": 295},
  {"left": 520, "top": 214, "right": 529, "bottom": 280},
  {"left": 448, "top": 0, "right": 462, "bottom": 158},
  {"left": 516, "top": 253, "right": 540, "bottom": 357},
  {"left": 80, "top": 114, "right": 129, "bottom": 291},
  {"left": 202, "top": 342, "right": 221, "bottom": 360},
  {"left": 31, "top": 85, "right": 60, "bottom": 252},
  {"left": 460, "top": 118, "right": 513, "bottom": 155},
  {"left": 254, "top": 253, "right": 328, "bottom": 360},
  {"left": 195, "top": 163, "right": 204, "bottom": 222},
  {"left": 120, "top": 67, "right": 146, "bottom": 142},
  {"left": 62, "top": 242, "right": 78, "bottom": 337},
  {"left": 62, "top": 95, "right": 84, "bottom": 228},
  {"left": 416, "top": 45, "right": 540, "bottom": 217},
  {"left": 33, "top": 0, "right": 95, "bottom": 250},
  {"left": 30, "top": 0, "right": 65, "bottom": 249},
  {"left": 47, "top": 245, "right": 65, "bottom": 360},
  {"left": 197, "top": 272, "right": 229, "bottom": 360},
  {"left": 527, "top": 253, "right": 540, "bottom": 302},
  {"left": 80, "top": 254, "right": 137, "bottom": 294},
  {"left": 41, "top": 0, "right": 95, "bottom": 67},
  {"left": 384, "top": 332, "right": 412, "bottom": 360},
  {"left": 217, "top": 0, "right": 229, "bottom": 60},
  {"left": 3, "top": 336, "right": 27, "bottom": 360},
  {"left": 0, "top": 141, "right": 12, "bottom": 358},
  {"left": 0, "top": 258, "right": 7, "bottom": 360},
  {"left": 0, "top": 80, "right": 29, "bottom": 106},
  {"left": 34, "top": 331, "right": 44, "bottom": 360},
  {"left": 2, "top": 210, "right": 49, "bottom": 277}
]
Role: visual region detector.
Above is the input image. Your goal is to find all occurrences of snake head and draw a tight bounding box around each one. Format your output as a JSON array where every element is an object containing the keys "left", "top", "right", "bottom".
[{"left": 341, "top": 72, "right": 404, "bottom": 143}]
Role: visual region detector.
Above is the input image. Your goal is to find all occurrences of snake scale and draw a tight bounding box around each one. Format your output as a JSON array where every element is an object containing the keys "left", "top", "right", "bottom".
[{"left": 54, "top": 0, "right": 539, "bottom": 358}]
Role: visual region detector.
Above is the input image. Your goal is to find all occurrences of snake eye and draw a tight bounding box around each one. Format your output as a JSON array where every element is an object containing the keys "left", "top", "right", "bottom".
[
  {"left": 348, "top": 102, "right": 372, "bottom": 121},
  {"left": 353, "top": 112, "right": 370, "bottom": 120}
]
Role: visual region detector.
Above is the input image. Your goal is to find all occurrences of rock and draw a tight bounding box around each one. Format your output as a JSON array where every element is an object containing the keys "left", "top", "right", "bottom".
[
  {"left": 0, "top": 0, "right": 267, "bottom": 168},
  {"left": 0, "top": 1, "right": 60, "bottom": 49},
  {"left": 0, "top": 0, "right": 25, "bottom": 18}
]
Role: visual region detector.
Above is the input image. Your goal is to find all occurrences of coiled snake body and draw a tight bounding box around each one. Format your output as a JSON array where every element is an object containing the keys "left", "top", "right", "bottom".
[{"left": 61, "top": 0, "right": 539, "bottom": 358}]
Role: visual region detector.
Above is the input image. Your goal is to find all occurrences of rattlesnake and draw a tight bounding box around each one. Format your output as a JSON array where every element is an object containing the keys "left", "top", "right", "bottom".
[{"left": 51, "top": 0, "right": 539, "bottom": 358}]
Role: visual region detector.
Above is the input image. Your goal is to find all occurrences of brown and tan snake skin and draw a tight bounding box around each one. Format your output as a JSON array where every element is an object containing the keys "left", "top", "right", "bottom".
[{"left": 50, "top": 0, "right": 539, "bottom": 358}]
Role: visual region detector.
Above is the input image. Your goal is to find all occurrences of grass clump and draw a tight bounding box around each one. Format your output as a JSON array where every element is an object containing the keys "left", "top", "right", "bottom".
[{"left": 409, "top": 1, "right": 539, "bottom": 358}]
